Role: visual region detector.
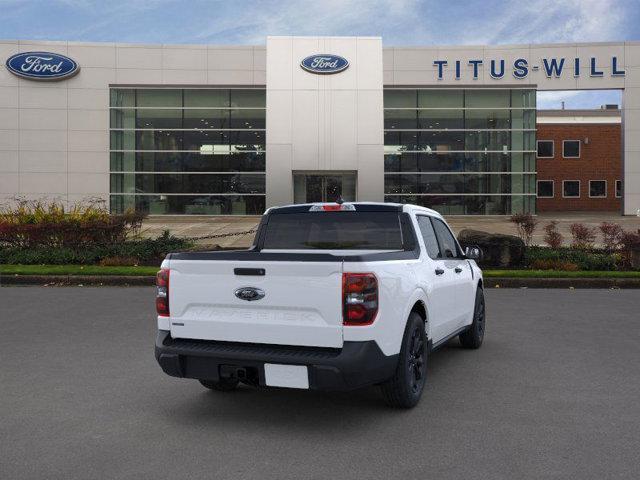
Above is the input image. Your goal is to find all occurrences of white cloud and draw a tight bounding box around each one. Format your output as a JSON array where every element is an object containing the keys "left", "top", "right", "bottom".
[
  {"left": 456, "top": 0, "right": 626, "bottom": 45},
  {"left": 1, "top": 0, "right": 634, "bottom": 48},
  {"left": 194, "top": 0, "right": 424, "bottom": 44}
]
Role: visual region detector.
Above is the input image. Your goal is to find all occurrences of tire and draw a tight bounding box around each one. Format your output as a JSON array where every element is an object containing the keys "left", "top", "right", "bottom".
[
  {"left": 459, "top": 286, "right": 485, "bottom": 349},
  {"left": 199, "top": 378, "right": 239, "bottom": 391},
  {"left": 380, "top": 312, "right": 427, "bottom": 409}
]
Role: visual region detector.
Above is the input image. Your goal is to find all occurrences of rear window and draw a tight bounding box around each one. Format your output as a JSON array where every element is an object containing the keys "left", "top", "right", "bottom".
[{"left": 262, "top": 212, "right": 404, "bottom": 250}]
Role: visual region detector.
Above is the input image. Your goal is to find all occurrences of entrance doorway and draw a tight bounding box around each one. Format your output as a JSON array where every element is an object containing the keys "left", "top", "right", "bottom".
[{"left": 293, "top": 172, "right": 356, "bottom": 203}]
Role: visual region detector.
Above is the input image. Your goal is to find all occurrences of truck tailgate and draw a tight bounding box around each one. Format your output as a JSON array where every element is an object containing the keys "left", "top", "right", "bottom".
[{"left": 168, "top": 259, "right": 344, "bottom": 348}]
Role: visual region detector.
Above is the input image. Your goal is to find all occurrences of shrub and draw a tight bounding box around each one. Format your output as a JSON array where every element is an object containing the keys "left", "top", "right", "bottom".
[
  {"left": 0, "top": 230, "right": 192, "bottom": 266},
  {"left": 530, "top": 259, "right": 579, "bottom": 271},
  {"left": 569, "top": 223, "right": 596, "bottom": 249},
  {"left": 0, "top": 198, "right": 145, "bottom": 249},
  {"left": 599, "top": 222, "right": 623, "bottom": 251},
  {"left": 619, "top": 229, "right": 640, "bottom": 269},
  {"left": 542, "top": 221, "right": 563, "bottom": 248},
  {"left": 509, "top": 213, "right": 538, "bottom": 246},
  {"left": 457, "top": 229, "right": 525, "bottom": 267},
  {"left": 526, "top": 246, "right": 618, "bottom": 271}
]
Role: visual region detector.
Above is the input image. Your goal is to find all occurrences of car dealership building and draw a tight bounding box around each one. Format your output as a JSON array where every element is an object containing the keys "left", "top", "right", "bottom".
[{"left": 1, "top": 36, "right": 639, "bottom": 215}]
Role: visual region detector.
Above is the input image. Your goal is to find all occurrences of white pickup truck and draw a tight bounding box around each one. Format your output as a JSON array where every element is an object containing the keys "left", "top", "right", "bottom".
[{"left": 155, "top": 202, "right": 484, "bottom": 408}]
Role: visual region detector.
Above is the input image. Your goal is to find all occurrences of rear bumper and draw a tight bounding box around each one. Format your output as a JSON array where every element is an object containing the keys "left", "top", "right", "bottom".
[{"left": 155, "top": 330, "right": 398, "bottom": 391}]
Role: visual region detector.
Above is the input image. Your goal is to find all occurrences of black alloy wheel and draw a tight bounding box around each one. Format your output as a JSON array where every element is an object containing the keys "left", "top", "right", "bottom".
[
  {"left": 459, "top": 287, "right": 485, "bottom": 349},
  {"left": 380, "top": 312, "right": 427, "bottom": 408}
]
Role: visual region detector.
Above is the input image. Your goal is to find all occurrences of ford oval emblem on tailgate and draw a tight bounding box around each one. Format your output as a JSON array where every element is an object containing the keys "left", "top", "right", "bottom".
[{"left": 234, "top": 287, "right": 265, "bottom": 301}]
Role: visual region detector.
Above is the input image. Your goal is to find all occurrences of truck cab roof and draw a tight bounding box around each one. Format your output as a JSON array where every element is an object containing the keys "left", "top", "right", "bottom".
[{"left": 265, "top": 202, "right": 442, "bottom": 218}]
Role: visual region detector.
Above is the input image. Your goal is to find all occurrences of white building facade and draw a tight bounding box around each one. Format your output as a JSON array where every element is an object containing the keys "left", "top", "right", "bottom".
[{"left": 1, "top": 36, "right": 639, "bottom": 215}]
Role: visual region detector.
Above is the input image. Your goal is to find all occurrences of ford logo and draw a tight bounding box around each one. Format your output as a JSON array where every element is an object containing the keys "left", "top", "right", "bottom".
[
  {"left": 300, "top": 54, "right": 349, "bottom": 74},
  {"left": 234, "top": 287, "right": 265, "bottom": 302},
  {"left": 5, "top": 52, "right": 80, "bottom": 81}
]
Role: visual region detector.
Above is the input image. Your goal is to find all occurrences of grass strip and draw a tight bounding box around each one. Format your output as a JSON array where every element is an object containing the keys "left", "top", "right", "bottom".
[
  {"left": 0, "top": 264, "right": 159, "bottom": 276},
  {"left": 484, "top": 270, "right": 640, "bottom": 278},
  {"left": 1, "top": 265, "right": 639, "bottom": 278}
]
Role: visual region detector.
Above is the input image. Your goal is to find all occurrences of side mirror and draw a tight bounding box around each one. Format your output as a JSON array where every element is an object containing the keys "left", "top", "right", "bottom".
[{"left": 464, "top": 245, "right": 482, "bottom": 261}]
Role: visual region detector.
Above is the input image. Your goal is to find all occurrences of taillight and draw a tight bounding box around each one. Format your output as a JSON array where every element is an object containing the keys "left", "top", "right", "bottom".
[
  {"left": 156, "top": 269, "right": 170, "bottom": 317},
  {"left": 342, "top": 273, "right": 378, "bottom": 326}
]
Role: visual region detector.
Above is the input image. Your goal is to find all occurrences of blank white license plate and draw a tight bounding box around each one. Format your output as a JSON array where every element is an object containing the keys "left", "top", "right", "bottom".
[{"left": 264, "top": 364, "right": 309, "bottom": 389}]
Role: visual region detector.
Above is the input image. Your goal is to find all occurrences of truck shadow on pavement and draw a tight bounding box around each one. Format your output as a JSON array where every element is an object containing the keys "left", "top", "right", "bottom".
[{"left": 161, "top": 340, "right": 475, "bottom": 432}]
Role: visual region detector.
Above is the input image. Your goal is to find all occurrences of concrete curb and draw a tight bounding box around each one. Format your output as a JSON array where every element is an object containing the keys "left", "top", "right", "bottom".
[{"left": 2, "top": 274, "right": 640, "bottom": 288}]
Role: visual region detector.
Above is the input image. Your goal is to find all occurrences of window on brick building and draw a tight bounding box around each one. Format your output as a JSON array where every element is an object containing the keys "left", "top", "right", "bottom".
[
  {"left": 537, "top": 140, "right": 554, "bottom": 158},
  {"left": 537, "top": 180, "right": 554, "bottom": 198},
  {"left": 589, "top": 180, "right": 607, "bottom": 198},
  {"left": 563, "top": 180, "right": 580, "bottom": 198},
  {"left": 615, "top": 180, "right": 622, "bottom": 198},
  {"left": 562, "top": 140, "right": 580, "bottom": 158}
]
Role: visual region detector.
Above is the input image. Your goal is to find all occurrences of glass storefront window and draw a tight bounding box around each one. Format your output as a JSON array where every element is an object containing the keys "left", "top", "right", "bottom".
[
  {"left": 111, "top": 194, "right": 265, "bottom": 215},
  {"left": 510, "top": 108, "right": 536, "bottom": 129},
  {"left": 183, "top": 109, "right": 228, "bottom": 129},
  {"left": 384, "top": 90, "right": 416, "bottom": 108},
  {"left": 384, "top": 109, "right": 418, "bottom": 129},
  {"left": 135, "top": 109, "right": 183, "bottom": 129},
  {"left": 110, "top": 173, "right": 265, "bottom": 194},
  {"left": 418, "top": 109, "right": 464, "bottom": 129},
  {"left": 109, "top": 88, "right": 266, "bottom": 214},
  {"left": 384, "top": 174, "right": 535, "bottom": 195},
  {"left": 136, "top": 89, "right": 182, "bottom": 107},
  {"left": 110, "top": 89, "right": 135, "bottom": 108},
  {"left": 383, "top": 88, "right": 536, "bottom": 215},
  {"left": 464, "top": 89, "right": 510, "bottom": 108},
  {"left": 110, "top": 108, "right": 135, "bottom": 129},
  {"left": 511, "top": 89, "right": 536, "bottom": 108},
  {"left": 465, "top": 108, "right": 510, "bottom": 129},
  {"left": 229, "top": 109, "right": 266, "bottom": 129},
  {"left": 184, "top": 89, "right": 229, "bottom": 108},
  {"left": 230, "top": 89, "right": 266, "bottom": 108},
  {"left": 110, "top": 151, "right": 265, "bottom": 173},
  {"left": 384, "top": 151, "right": 536, "bottom": 174},
  {"left": 384, "top": 194, "right": 534, "bottom": 215},
  {"left": 464, "top": 130, "right": 511, "bottom": 151},
  {"left": 420, "top": 131, "right": 465, "bottom": 151},
  {"left": 418, "top": 90, "right": 463, "bottom": 108}
]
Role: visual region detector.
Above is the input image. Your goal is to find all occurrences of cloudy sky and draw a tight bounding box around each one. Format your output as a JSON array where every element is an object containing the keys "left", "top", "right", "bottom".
[{"left": 1, "top": 0, "right": 638, "bottom": 108}]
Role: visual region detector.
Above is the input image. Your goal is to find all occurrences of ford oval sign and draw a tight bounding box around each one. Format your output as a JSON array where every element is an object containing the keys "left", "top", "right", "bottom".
[
  {"left": 300, "top": 54, "right": 349, "bottom": 74},
  {"left": 5, "top": 52, "right": 80, "bottom": 81},
  {"left": 234, "top": 287, "right": 265, "bottom": 302}
]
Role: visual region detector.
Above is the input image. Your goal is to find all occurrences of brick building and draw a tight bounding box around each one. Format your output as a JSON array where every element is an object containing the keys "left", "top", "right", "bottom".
[{"left": 536, "top": 109, "right": 622, "bottom": 213}]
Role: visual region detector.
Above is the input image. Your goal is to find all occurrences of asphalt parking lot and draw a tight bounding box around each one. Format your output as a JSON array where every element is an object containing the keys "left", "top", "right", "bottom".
[{"left": 1, "top": 287, "right": 639, "bottom": 480}]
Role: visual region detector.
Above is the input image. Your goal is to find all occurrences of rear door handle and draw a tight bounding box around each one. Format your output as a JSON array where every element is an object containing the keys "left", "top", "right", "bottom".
[
  {"left": 455, "top": 267, "right": 463, "bottom": 273},
  {"left": 435, "top": 268, "right": 445, "bottom": 275}
]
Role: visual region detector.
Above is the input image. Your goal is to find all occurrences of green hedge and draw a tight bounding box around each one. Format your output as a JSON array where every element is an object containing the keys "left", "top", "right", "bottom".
[
  {"left": 0, "top": 231, "right": 192, "bottom": 265},
  {"left": 525, "top": 246, "right": 619, "bottom": 271}
]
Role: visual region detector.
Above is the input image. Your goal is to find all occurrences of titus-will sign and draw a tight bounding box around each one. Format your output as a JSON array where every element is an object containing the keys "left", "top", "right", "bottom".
[{"left": 5, "top": 52, "right": 80, "bottom": 80}]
